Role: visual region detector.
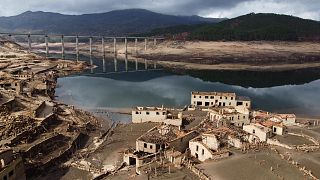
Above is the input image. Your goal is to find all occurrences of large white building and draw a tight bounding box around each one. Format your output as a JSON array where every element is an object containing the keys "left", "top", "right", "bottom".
[
  {"left": 191, "top": 91, "right": 251, "bottom": 109},
  {"left": 132, "top": 107, "right": 168, "bottom": 123},
  {"left": 132, "top": 107, "right": 183, "bottom": 127}
]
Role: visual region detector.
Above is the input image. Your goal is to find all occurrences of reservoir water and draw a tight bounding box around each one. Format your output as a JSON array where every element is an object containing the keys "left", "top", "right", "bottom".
[{"left": 56, "top": 55, "right": 320, "bottom": 117}]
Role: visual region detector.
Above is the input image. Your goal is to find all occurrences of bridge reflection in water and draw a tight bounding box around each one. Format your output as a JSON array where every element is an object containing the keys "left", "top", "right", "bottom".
[{"left": 84, "top": 54, "right": 162, "bottom": 76}]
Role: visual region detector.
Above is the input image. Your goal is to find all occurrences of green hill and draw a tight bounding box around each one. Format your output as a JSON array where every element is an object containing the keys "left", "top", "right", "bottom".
[{"left": 145, "top": 13, "right": 320, "bottom": 41}]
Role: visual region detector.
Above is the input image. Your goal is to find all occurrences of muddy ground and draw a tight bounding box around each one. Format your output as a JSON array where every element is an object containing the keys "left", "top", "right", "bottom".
[
  {"left": 197, "top": 148, "right": 308, "bottom": 180},
  {"left": 196, "top": 126, "right": 320, "bottom": 180},
  {"left": 106, "top": 164, "right": 198, "bottom": 180}
]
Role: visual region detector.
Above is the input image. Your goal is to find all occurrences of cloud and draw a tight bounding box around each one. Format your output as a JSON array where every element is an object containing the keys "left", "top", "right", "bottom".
[
  {"left": 201, "top": 0, "right": 320, "bottom": 20},
  {"left": 0, "top": 0, "right": 247, "bottom": 16},
  {"left": 0, "top": 0, "right": 319, "bottom": 20}
]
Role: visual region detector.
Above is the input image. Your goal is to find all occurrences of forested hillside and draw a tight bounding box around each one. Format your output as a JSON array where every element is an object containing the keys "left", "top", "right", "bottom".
[{"left": 143, "top": 13, "right": 320, "bottom": 41}]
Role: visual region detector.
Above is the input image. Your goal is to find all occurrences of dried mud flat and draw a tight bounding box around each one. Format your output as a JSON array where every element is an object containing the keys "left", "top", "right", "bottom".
[
  {"left": 136, "top": 41, "right": 320, "bottom": 71},
  {"left": 196, "top": 125, "right": 320, "bottom": 180},
  {"left": 197, "top": 149, "right": 306, "bottom": 180}
]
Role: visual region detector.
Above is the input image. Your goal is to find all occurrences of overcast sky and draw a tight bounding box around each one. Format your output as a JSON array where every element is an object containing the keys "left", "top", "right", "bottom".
[{"left": 0, "top": 0, "right": 319, "bottom": 20}]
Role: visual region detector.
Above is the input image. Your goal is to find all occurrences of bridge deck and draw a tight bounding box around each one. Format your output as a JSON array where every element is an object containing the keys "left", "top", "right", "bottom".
[{"left": 0, "top": 32, "right": 164, "bottom": 39}]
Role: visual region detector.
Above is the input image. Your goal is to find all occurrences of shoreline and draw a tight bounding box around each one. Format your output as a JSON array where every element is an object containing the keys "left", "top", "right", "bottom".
[
  {"left": 132, "top": 40, "right": 320, "bottom": 72},
  {"left": 149, "top": 60, "right": 320, "bottom": 72},
  {"left": 30, "top": 40, "right": 320, "bottom": 72}
]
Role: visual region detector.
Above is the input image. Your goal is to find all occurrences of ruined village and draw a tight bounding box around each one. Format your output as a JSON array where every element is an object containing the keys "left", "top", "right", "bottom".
[
  {"left": 123, "top": 91, "right": 320, "bottom": 180},
  {"left": 0, "top": 37, "right": 320, "bottom": 180},
  {"left": 0, "top": 39, "right": 108, "bottom": 179}
]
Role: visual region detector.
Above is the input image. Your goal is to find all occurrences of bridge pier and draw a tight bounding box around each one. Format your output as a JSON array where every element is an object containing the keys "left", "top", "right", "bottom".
[
  {"left": 125, "top": 55, "right": 128, "bottom": 71},
  {"left": 102, "top": 37, "right": 105, "bottom": 57},
  {"left": 103, "top": 57, "right": 106, "bottom": 73},
  {"left": 113, "top": 38, "right": 117, "bottom": 55},
  {"left": 76, "top": 36, "right": 79, "bottom": 62},
  {"left": 114, "top": 57, "right": 118, "bottom": 72},
  {"left": 125, "top": 38, "right": 128, "bottom": 55},
  {"left": 145, "top": 59, "right": 148, "bottom": 70},
  {"left": 135, "top": 59, "right": 138, "bottom": 71},
  {"left": 144, "top": 38, "right": 147, "bottom": 51},
  {"left": 6, "top": 34, "right": 11, "bottom": 41},
  {"left": 90, "top": 66, "right": 94, "bottom": 74},
  {"left": 89, "top": 37, "right": 93, "bottom": 58},
  {"left": 27, "top": 34, "right": 31, "bottom": 53},
  {"left": 154, "top": 38, "right": 157, "bottom": 46},
  {"left": 45, "top": 35, "right": 49, "bottom": 57},
  {"left": 61, "top": 35, "right": 65, "bottom": 59},
  {"left": 135, "top": 38, "right": 138, "bottom": 54},
  {"left": 90, "top": 56, "right": 93, "bottom": 65}
]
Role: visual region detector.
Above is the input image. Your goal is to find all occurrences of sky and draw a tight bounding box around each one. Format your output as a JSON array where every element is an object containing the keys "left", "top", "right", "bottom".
[{"left": 0, "top": 0, "right": 319, "bottom": 20}]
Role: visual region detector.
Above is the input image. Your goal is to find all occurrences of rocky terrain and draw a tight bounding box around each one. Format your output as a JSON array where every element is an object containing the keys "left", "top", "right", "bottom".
[{"left": 0, "top": 39, "right": 110, "bottom": 179}]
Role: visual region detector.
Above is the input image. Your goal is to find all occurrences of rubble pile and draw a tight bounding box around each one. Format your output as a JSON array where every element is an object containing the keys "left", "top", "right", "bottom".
[
  {"left": 138, "top": 126, "right": 179, "bottom": 144},
  {"left": 0, "top": 115, "right": 36, "bottom": 139}
]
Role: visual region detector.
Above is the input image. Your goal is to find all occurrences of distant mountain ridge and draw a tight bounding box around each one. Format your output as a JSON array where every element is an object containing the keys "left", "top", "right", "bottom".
[
  {"left": 0, "top": 9, "right": 224, "bottom": 36},
  {"left": 142, "top": 13, "right": 320, "bottom": 41}
]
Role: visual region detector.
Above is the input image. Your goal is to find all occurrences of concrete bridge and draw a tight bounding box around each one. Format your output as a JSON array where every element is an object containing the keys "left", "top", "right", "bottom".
[{"left": 0, "top": 32, "right": 164, "bottom": 61}]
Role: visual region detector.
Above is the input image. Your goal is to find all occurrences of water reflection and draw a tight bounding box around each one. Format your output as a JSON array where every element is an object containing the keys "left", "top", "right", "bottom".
[
  {"left": 102, "top": 57, "right": 106, "bottom": 73},
  {"left": 177, "top": 69, "right": 320, "bottom": 88},
  {"left": 77, "top": 54, "right": 159, "bottom": 75},
  {"left": 57, "top": 72, "right": 320, "bottom": 116},
  {"left": 54, "top": 54, "right": 320, "bottom": 116}
]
